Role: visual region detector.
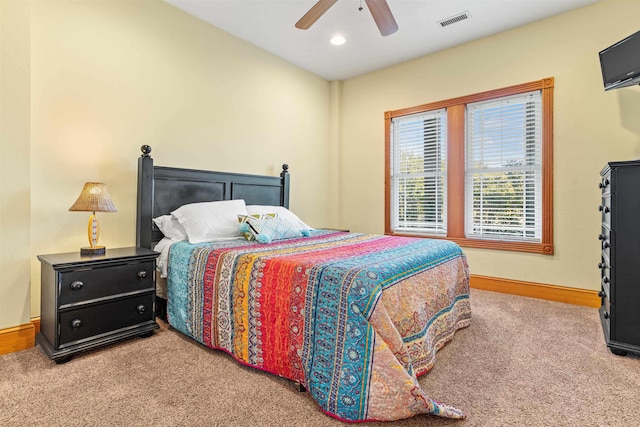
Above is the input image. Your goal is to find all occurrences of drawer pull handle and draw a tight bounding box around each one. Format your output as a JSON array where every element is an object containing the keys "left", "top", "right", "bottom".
[
  {"left": 137, "top": 304, "right": 146, "bottom": 314},
  {"left": 604, "top": 206, "right": 610, "bottom": 213},
  {"left": 598, "top": 290, "right": 606, "bottom": 298},
  {"left": 71, "top": 319, "right": 82, "bottom": 329},
  {"left": 598, "top": 262, "right": 606, "bottom": 269},
  {"left": 603, "top": 277, "right": 610, "bottom": 284},
  {"left": 604, "top": 311, "right": 610, "bottom": 320},
  {"left": 137, "top": 271, "right": 147, "bottom": 280},
  {"left": 603, "top": 242, "right": 610, "bottom": 249},
  {"left": 70, "top": 281, "right": 84, "bottom": 290},
  {"left": 598, "top": 179, "right": 610, "bottom": 189},
  {"left": 598, "top": 234, "right": 605, "bottom": 241}
]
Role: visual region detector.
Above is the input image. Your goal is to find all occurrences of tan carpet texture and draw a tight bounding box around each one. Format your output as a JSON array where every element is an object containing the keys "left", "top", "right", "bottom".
[{"left": 1, "top": 289, "right": 638, "bottom": 426}]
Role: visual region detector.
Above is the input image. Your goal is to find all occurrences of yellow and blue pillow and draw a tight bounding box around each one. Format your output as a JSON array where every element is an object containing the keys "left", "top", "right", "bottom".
[{"left": 238, "top": 213, "right": 310, "bottom": 244}]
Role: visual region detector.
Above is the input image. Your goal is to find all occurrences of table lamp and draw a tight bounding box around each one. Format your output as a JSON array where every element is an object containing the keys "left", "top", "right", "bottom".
[{"left": 69, "top": 182, "right": 117, "bottom": 255}]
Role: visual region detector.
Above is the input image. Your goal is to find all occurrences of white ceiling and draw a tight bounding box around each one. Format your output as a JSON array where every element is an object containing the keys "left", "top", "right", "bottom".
[{"left": 165, "top": 0, "right": 600, "bottom": 81}]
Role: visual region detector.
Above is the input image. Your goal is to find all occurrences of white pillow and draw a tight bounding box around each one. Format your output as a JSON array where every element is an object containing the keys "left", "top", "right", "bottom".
[
  {"left": 153, "top": 215, "right": 188, "bottom": 241},
  {"left": 172, "top": 199, "right": 249, "bottom": 243},
  {"left": 246, "top": 205, "right": 313, "bottom": 231}
]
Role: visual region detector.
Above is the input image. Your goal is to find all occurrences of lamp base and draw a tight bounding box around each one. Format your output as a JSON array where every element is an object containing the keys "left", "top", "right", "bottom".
[{"left": 80, "top": 246, "right": 106, "bottom": 256}]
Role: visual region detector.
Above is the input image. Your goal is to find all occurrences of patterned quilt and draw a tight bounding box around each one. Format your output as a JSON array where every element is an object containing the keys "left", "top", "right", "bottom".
[{"left": 166, "top": 231, "right": 471, "bottom": 422}]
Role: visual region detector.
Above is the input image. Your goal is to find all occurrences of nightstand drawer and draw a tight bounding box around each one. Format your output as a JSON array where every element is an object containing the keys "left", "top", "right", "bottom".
[
  {"left": 59, "top": 260, "right": 155, "bottom": 306},
  {"left": 59, "top": 293, "right": 155, "bottom": 347}
]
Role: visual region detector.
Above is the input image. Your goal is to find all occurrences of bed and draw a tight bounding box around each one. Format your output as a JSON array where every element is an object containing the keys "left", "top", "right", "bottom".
[{"left": 135, "top": 145, "right": 471, "bottom": 422}]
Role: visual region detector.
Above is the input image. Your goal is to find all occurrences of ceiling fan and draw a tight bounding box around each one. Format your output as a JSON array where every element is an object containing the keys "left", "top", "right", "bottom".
[{"left": 295, "top": 0, "right": 398, "bottom": 37}]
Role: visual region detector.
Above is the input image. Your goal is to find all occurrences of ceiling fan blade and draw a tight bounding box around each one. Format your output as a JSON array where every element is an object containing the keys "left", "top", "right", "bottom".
[
  {"left": 295, "top": 0, "right": 338, "bottom": 30},
  {"left": 365, "top": 0, "right": 398, "bottom": 36}
]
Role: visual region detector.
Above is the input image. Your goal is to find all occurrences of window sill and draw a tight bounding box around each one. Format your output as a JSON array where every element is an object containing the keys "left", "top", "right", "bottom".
[{"left": 386, "top": 232, "right": 554, "bottom": 255}]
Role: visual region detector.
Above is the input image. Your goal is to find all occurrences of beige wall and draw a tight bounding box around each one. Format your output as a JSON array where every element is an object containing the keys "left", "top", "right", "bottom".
[
  {"left": 0, "top": 0, "right": 32, "bottom": 330},
  {"left": 18, "top": 0, "right": 333, "bottom": 322},
  {"left": 340, "top": 0, "right": 640, "bottom": 290}
]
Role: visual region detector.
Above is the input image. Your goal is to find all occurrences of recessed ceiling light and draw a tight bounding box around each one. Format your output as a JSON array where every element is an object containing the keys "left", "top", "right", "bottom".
[{"left": 330, "top": 35, "right": 346, "bottom": 46}]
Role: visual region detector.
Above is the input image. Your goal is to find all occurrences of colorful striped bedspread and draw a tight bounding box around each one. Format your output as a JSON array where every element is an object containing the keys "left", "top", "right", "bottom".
[{"left": 166, "top": 231, "right": 471, "bottom": 422}]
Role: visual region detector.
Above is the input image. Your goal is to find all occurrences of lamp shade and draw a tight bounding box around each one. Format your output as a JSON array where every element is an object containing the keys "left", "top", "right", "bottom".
[{"left": 69, "top": 182, "right": 117, "bottom": 213}]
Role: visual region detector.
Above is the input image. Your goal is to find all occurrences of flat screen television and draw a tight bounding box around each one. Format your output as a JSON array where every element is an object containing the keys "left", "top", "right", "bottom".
[{"left": 599, "top": 30, "right": 640, "bottom": 91}]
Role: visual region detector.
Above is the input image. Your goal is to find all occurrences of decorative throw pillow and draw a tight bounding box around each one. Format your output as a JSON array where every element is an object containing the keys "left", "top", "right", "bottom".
[
  {"left": 237, "top": 213, "right": 278, "bottom": 241},
  {"left": 172, "top": 199, "right": 248, "bottom": 244},
  {"left": 246, "top": 205, "right": 314, "bottom": 231},
  {"left": 240, "top": 217, "right": 310, "bottom": 244}
]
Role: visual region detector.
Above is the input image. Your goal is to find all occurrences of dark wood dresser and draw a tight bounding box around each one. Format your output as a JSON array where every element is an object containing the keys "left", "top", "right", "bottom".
[
  {"left": 599, "top": 160, "right": 640, "bottom": 356},
  {"left": 36, "top": 247, "right": 159, "bottom": 363}
]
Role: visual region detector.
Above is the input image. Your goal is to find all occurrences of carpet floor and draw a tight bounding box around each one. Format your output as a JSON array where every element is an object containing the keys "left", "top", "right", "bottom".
[{"left": 1, "top": 289, "right": 638, "bottom": 426}]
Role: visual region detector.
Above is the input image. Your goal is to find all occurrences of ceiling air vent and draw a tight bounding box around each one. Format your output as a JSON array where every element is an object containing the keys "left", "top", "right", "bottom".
[{"left": 437, "top": 11, "right": 471, "bottom": 27}]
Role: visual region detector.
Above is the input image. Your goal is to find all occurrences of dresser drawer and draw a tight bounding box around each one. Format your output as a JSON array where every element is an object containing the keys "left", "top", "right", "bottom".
[
  {"left": 58, "top": 293, "right": 154, "bottom": 347},
  {"left": 600, "top": 300, "right": 611, "bottom": 339},
  {"left": 598, "top": 240, "right": 611, "bottom": 299},
  {"left": 600, "top": 269, "right": 611, "bottom": 301},
  {"left": 59, "top": 261, "right": 155, "bottom": 306},
  {"left": 599, "top": 196, "right": 611, "bottom": 227},
  {"left": 599, "top": 226, "right": 611, "bottom": 264},
  {"left": 599, "top": 174, "right": 611, "bottom": 193}
]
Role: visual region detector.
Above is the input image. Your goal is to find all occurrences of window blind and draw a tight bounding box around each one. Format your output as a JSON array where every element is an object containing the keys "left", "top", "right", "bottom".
[
  {"left": 465, "top": 91, "right": 542, "bottom": 241},
  {"left": 391, "top": 109, "right": 447, "bottom": 234}
]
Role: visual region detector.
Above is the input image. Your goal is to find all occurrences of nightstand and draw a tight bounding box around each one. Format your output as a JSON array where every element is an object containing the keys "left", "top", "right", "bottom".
[{"left": 36, "top": 247, "right": 160, "bottom": 363}]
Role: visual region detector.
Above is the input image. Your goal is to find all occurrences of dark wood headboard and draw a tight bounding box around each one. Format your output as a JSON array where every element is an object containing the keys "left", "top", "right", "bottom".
[{"left": 135, "top": 145, "right": 290, "bottom": 249}]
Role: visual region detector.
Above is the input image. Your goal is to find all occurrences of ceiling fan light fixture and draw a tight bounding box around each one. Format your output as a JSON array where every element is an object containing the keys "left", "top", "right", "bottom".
[
  {"left": 330, "top": 35, "right": 346, "bottom": 45},
  {"left": 296, "top": 0, "right": 397, "bottom": 37}
]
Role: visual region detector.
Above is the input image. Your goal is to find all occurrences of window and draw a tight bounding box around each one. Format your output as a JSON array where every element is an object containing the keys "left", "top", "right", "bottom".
[
  {"left": 390, "top": 109, "right": 447, "bottom": 235},
  {"left": 385, "top": 78, "right": 554, "bottom": 254},
  {"left": 465, "top": 92, "right": 542, "bottom": 241}
]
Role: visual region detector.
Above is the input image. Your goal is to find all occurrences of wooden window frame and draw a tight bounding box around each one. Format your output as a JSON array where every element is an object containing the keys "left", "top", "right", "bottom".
[{"left": 385, "top": 78, "right": 554, "bottom": 255}]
